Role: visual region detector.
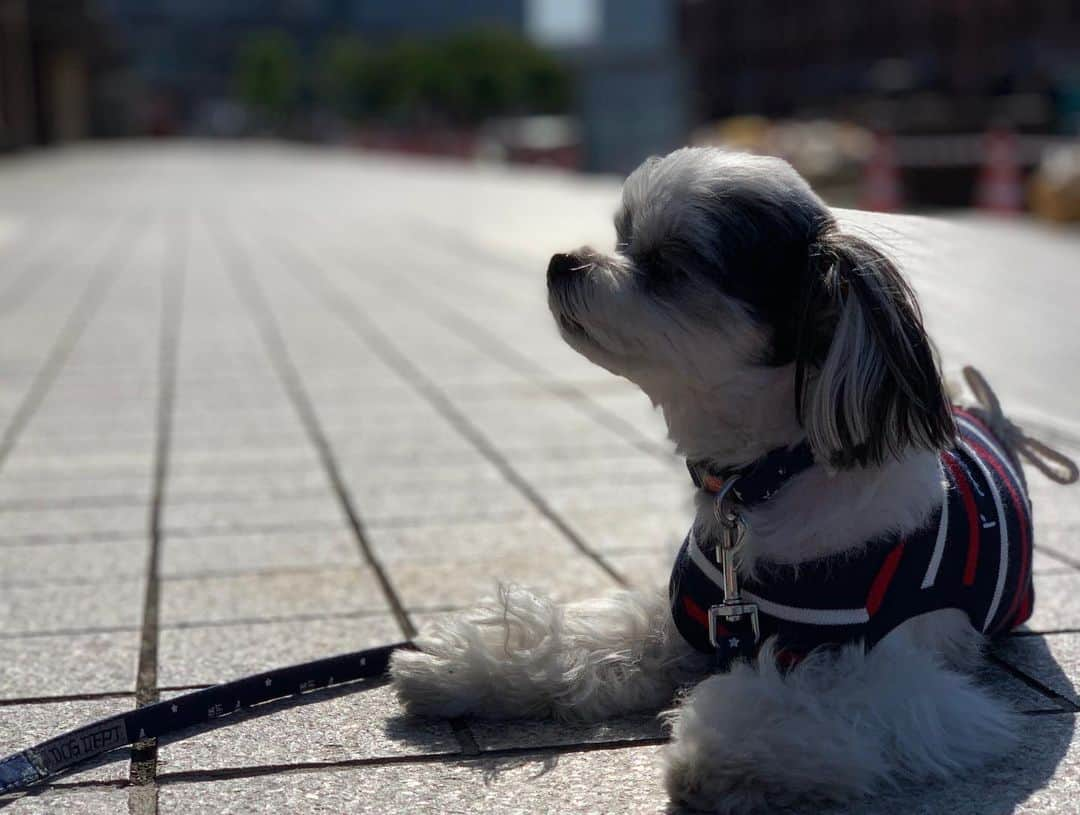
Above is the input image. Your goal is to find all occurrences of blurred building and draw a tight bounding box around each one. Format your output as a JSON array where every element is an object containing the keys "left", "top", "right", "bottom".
[
  {"left": 3, "top": 0, "right": 688, "bottom": 173},
  {"left": 534, "top": 0, "right": 687, "bottom": 174},
  {"left": 93, "top": 0, "right": 528, "bottom": 134},
  {"left": 680, "top": 0, "right": 1080, "bottom": 135},
  {"left": 680, "top": 1, "right": 1080, "bottom": 208},
  {"left": 0, "top": 0, "right": 119, "bottom": 148}
]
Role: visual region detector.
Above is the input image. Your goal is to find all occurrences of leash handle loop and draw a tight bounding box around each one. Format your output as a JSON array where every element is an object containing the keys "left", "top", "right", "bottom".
[{"left": 962, "top": 366, "right": 1079, "bottom": 485}]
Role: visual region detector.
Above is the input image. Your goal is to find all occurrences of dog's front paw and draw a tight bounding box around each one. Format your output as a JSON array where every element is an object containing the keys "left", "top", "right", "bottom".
[
  {"left": 661, "top": 660, "right": 873, "bottom": 813},
  {"left": 390, "top": 585, "right": 566, "bottom": 720},
  {"left": 389, "top": 646, "right": 478, "bottom": 719},
  {"left": 664, "top": 742, "right": 767, "bottom": 815}
]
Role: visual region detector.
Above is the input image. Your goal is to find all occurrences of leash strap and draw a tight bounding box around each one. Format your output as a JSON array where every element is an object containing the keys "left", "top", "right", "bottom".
[
  {"left": 687, "top": 440, "right": 816, "bottom": 507},
  {"left": 962, "top": 366, "right": 1079, "bottom": 485},
  {"left": 0, "top": 641, "right": 413, "bottom": 795}
]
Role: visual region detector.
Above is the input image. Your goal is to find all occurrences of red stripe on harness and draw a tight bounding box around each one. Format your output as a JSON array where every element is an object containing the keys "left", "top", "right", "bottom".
[
  {"left": 866, "top": 541, "right": 906, "bottom": 616},
  {"left": 944, "top": 451, "right": 981, "bottom": 586},
  {"left": 964, "top": 436, "right": 1031, "bottom": 631},
  {"left": 683, "top": 595, "right": 733, "bottom": 638},
  {"left": 683, "top": 595, "right": 708, "bottom": 626},
  {"left": 1013, "top": 585, "right": 1034, "bottom": 628}
]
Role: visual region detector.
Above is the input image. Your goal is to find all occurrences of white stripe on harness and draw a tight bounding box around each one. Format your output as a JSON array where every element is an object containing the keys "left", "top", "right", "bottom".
[
  {"left": 687, "top": 529, "right": 870, "bottom": 626},
  {"left": 957, "top": 439, "right": 1010, "bottom": 633},
  {"left": 920, "top": 465, "right": 950, "bottom": 589},
  {"left": 956, "top": 415, "right": 1030, "bottom": 512}
]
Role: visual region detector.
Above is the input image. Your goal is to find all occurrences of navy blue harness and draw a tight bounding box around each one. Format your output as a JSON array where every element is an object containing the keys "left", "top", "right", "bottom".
[{"left": 671, "top": 408, "right": 1034, "bottom": 668}]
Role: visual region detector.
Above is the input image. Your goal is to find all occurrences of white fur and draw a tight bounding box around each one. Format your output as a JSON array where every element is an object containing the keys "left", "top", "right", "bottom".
[
  {"left": 664, "top": 631, "right": 1017, "bottom": 813},
  {"left": 392, "top": 148, "right": 1022, "bottom": 812},
  {"left": 392, "top": 586, "right": 709, "bottom": 722},
  {"left": 730, "top": 449, "right": 945, "bottom": 570}
]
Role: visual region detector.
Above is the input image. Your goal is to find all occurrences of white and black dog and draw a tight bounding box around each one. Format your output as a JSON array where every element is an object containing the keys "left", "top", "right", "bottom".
[{"left": 390, "top": 148, "right": 1075, "bottom": 812}]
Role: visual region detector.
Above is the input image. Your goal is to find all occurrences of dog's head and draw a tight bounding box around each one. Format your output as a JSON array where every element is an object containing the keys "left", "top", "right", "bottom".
[{"left": 547, "top": 147, "right": 954, "bottom": 467}]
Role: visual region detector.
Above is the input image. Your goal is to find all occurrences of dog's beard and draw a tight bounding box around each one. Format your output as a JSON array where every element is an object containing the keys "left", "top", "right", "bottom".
[{"left": 547, "top": 273, "right": 635, "bottom": 378}]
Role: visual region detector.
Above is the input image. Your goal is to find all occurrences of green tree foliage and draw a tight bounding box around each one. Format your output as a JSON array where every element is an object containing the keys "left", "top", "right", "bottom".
[
  {"left": 315, "top": 29, "right": 571, "bottom": 124},
  {"left": 235, "top": 31, "right": 301, "bottom": 119}
]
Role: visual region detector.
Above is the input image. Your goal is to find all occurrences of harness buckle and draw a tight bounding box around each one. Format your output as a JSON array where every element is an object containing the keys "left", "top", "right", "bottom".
[
  {"left": 708, "top": 602, "right": 761, "bottom": 648},
  {"left": 706, "top": 475, "right": 761, "bottom": 662}
]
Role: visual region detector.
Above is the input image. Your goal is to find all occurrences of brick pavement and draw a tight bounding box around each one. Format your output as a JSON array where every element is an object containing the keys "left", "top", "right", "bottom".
[{"left": 0, "top": 144, "right": 1077, "bottom": 813}]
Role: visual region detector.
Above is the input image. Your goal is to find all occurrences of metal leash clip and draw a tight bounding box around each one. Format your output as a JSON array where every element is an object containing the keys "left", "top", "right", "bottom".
[{"left": 707, "top": 476, "right": 760, "bottom": 656}]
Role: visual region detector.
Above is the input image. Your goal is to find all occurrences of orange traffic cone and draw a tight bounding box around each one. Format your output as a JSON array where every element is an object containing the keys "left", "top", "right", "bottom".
[
  {"left": 974, "top": 129, "right": 1023, "bottom": 215},
  {"left": 859, "top": 131, "right": 903, "bottom": 212}
]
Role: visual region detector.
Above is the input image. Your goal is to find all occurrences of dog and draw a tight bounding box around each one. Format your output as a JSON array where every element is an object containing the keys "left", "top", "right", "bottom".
[{"left": 390, "top": 148, "right": 1077, "bottom": 812}]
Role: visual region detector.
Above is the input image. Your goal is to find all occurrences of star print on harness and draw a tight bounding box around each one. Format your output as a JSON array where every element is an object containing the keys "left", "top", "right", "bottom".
[{"left": 669, "top": 370, "right": 1078, "bottom": 671}]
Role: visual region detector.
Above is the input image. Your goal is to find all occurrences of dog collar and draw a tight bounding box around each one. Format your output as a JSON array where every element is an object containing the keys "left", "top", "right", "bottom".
[{"left": 686, "top": 440, "right": 817, "bottom": 509}]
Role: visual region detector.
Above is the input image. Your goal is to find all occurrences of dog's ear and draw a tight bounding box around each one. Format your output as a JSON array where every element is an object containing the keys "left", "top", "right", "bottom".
[{"left": 794, "top": 230, "right": 955, "bottom": 468}]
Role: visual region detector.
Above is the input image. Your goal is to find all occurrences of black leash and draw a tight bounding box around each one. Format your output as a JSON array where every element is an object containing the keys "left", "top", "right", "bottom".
[{"left": 0, "top": 641, "right": 413, "bottom": 796}]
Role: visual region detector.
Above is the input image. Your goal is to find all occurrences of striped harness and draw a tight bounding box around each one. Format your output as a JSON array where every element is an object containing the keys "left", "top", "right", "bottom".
[{"left": 670, "top": 408, "right": 1034, "bottom": 668}]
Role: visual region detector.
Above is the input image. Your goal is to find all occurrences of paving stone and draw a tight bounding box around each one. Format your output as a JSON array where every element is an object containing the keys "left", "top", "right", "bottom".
[
  {"left": 501, "top": 439, "right": 649, "bottom": 461},
  {"left": 0, "top": 579, "right": 143, "bottom": 635},
  {"left": 813, "top": 713, "right": 1080, "bottom": 815},
  {"left": 1033, "top": 546, "right": 1077, "bottom": 575},
  {"left": 332, "top": 437, "right": 481, "bottom": 466},
  {"left": 605, "top": 550, "right": 674, "bottom": 589},
  {"left": 0, "top": 453, "right": 151, "bottom": 477},
  {"left": 158, "top": 684, "right": 457, "bottom": 774},
  {"left": 0, "top": 631, "right": 138, "bottom": 699},
  {"left": 469, "top": 712, "right": 663, "bottom": 752},
  {"left": 1037, "top": 523, "right": 1080, "bottom": 563},
  {"left": 341, "top": 478, "right": 532, "bottom": 525},
  {"left": 168, "top": 428, "right": 311, "bottom": 450},
  {"left": 460, "top": 413, "right": 633, "bottom": 452},
  {"left": 541, "top": 480, "right": 693, "bottom": 516},
  {"left": 165, "top": 709, "right": 1080, "bottom": 815},
  {"left": 369, "top": 518, "right": 620, "bottom": 609},
  {"left": 560, "top": 507, "right": 688, "bottom": 554},
  {"left": 511, "top": 452, "right": 681, "bottom": 486},
  {"left": 157, "top": 744, "right": 671, "bottom": 815},
  {"left": 0, "top": 539, "right": 147, "bottom": 584},
  {"left": 161, "top": 497, "right": 345, "bottom": 536},
  {"left": 583, "top": 391, "right": 673, "bottom": 441},
  {"left": 0, "top": 506, "right": 146, "bottom": 538},
  {"left": 158, "top": 615, "right": 403, "bottom": 688},
  {"left": 384, "top": 550, "right": 617, "bottom": 611},
  {"left": 159, "top": 568, "right": 389, "bottom": 627},
  {"left": 367, "top": 516, "right": 562, "bottom": 562},
  {"left": 1020, "top": 572, "right": 1080, "bottom": 633},
  {"left": 0, "top": 698, "right": 134, "bottom": 784},
  {"left": 0, "top": 478, "right": 150, "bottom": 508},
  {"left": 166, "top": 449, "right": 322, "bottom": 478},
  {"left": 996, "top": 633, "right": 1080, "bottom": 706},
  {"left": 978, "top": 659, "right": 1072, "bottom": 713},
  {"left": 12, "top": 438, "right": 153, "bottom": 457},
  {"left": 160, "top": 530, "right": 362, "bottom": 578},
  {"left": 338, "top": 458, "right": 505, "bottom": 489},
  {"left": 1029, "top": 486, "right": 1080, "bottom": 526},
  {"left": 0, "top": 788, "right": 131, "bottom": 814},
  {"left": 164, "top": 468, "right": 330, "bottom": 502}
]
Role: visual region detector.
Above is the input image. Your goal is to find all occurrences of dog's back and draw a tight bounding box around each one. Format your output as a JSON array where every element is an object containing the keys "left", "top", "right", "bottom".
[{"left": 944, "top": 406, "right": 1034, "bottom": 636}]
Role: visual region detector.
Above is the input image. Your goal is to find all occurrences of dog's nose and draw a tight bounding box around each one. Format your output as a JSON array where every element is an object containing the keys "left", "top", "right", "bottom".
[{"left": 547, "top": 253, "right": 577, "bottom": 285}]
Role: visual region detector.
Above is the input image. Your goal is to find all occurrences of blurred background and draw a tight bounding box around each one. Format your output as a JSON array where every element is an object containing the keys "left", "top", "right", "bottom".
[{"left": 1, "top": 0, "right": 1079, "bottom": 217}]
